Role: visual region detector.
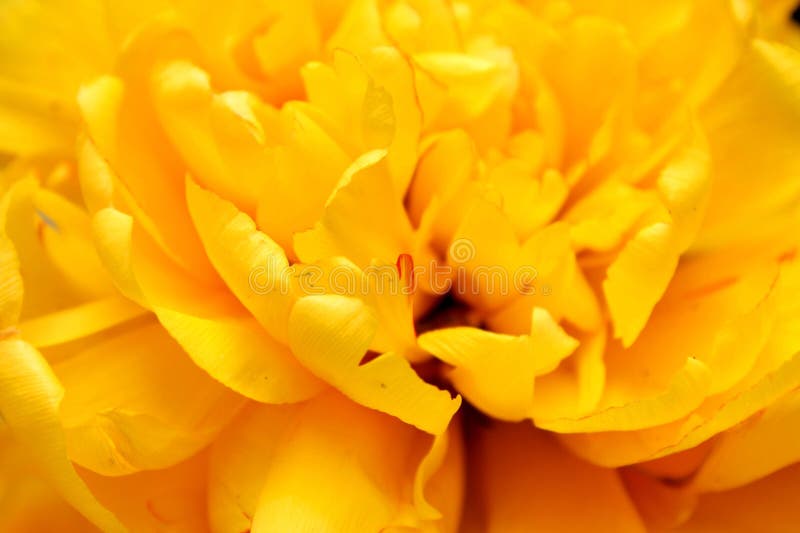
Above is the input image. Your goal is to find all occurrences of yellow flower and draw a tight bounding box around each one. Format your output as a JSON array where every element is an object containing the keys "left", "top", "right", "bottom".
[{"left": 2, "top": 0, "right": 800, "bottom": 531}]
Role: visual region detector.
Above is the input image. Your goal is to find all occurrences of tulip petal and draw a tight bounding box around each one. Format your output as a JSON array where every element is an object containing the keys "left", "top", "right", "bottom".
[
  {"left": 470, "top": 422, "right": 645, "bottom": 532},
  {"left": 604, "top": 124, "right": 710, "bottom": 346},
  {"left": 255, "top": 102, "right": 351, "bottom": 251},
  {"left": 78, "top": 67, "right": 219, "bottom": 284},
  {"left": 250, "top": 392, "right": 431, "bottom": 532},
  {"left": 0, "top": 92, "right": 74, "bottom": 156},
  {"left": 530, "top": 329, "right": 607, "bottom": 420},
  {"left": 54, "top": 320, "right": 243, "bottom": 476},
  {"left": 693, "top": 388, "right": 800, "bottom": 491},
  {"left": 288, "top": 294, "right": 460, "bottom": 434},
  {"left": 93, "top": 201, "right": 326, "bottom": 404},
  {"left": 675, "top": 464, "right": 800, "bottom": 532},
  {"left": 18, "top": 296, "right": 146, "bottom": 349},
  {"left": 185, "top": 178, "right": 294, "bottom": 344},
  {"left": 211, "top": 393, "right": 464, "bottom": 533},
  {"left": 0, "top": 221, "right": 22, "bottom": 331},
  {"left": 79, "top": 449, "right": 211, "bottom": 533},
  {"left": 419, "top": 327, "right": 537, "bottom": 421},
  {"left": 151, "top": 61, "right": 270, "bottom": 213},
  {"left": 696, "top": 40, "right": 800, "bottom": 250},
  {"left": 419, "top": 308, "right": 577, "bottom": 421},
  {"left": 406, "top": 129, "right": 479, "bottom": 252},
  {"left": 294, "top": 149, "right": 415, "bottom": 268},
  {"left": 155, "top": 307, "right": 326, "bottom": 404},
  {"left": 303, "top": 47, "right": 422, "bottom": 192},
  {"left": 537, "top": 357, "right": 711, "bottom": 433},
  {"left": 4, "top": 179, "right": 96, "bottom": 317},
  {"left": 0, "top": 338, "right": 123, "bottom": 532},
  {"left": 560, "top": 349, "right": 800, "bottom": 467},
  {"left": 412, "top": 414, "right": 465, "bottom": 528},
  {"left": 91, "top": 207, "right": 146, "bottom": 304},
  {"left": 207, "top": 403, "right": 302, "bottom": 533},
  {"left": 0, "top": 434, "right": 97, "bottom": 531}
]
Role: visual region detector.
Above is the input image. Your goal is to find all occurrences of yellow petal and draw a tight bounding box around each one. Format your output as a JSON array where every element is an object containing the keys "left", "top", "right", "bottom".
[
  {"left": 80, "top": 449, "right": 210, "bottom": 533},
  {"left": 151, "top": 61, "right": 271, "bottom": 214},
  {"left": 604, "top": 125, "right": 711, "bottom": 346},
  {"left": 621, "top": 468, "right": 698, "bottom": 531},
  {"left": 692, "top": 388, "right": 800, "bottom": 491},
  {"left": 411, "top": 414, "right": 465, "bottom": 530},
  {"left": 294, "top": 149, "right": 415, "bottom": 268},
  {"left": 0, "top": 435, "right": 95, "bottom": 532},
  {"left": 482, "top": 222, "right": 602, "bottom": 333},
  {"left": 288, "top": 294, "right": 460, "bottom": 434},
  {"left": 250, "top": 0, "right": 321, "bottom": 101},
  {"left": 91, "top": 207, "right": 146, "bottom": 305},
  {"left": 155, "top": 307, "right": 326, "bottom": 404},
  {"left": 0, "top": 215, "right": 22, "bottom": 331},
  {"left": 565, "top": 181, "right": 659, "bottom": 252},
  {"left": 0, "top": 338, "right": 123, "bottom": 532},
  {"left": 18, "top": 296, "right": 147, "bottom": 349},
  {"left": 185, "top": 178, "right": 294, "bottom": 344},
  {"left": 448, "top": 195, "right": 524, "bottom": 312},
  {"left": 418, "top": 308, "right": 577, "bottom": 421},
  {"left": 360, "top": 47, "right": 421, "bottom": 193},
  {"left": 303, "top": 47, "right": 422, "bottom": 193},
  {"left": 207, "top": 403, "right": 303, "bottom": 533},
  {"left": 3, "top": 179, "right": 95, "bottom": 317},
  {"left": 602, "top": 224, "right": 676, "bottom": 346},
  {"left": 488, "top": 162, "right": 568, "bottom": 241},
  {"left": 290, "top": 257, "right": 420, "bottom": 359},
  {"left": 0, "top": 91, "right": 74, "bottom": 156},
  {"left": 419, "top": 326, "right": 537, "bottom": 421},
  {"left": 251, "top": 392, "right": 432, "bottom": 532},
  {"left": 406, "top": 129, "right": 479, "bottom": 253},
  {"left": 210, "top": 395, "right": 464, "bottom": 533},
  {"left": 530, "top": 329, "right": 607, "bottom": 420},
  {"left": 537, "top": 357, "right": 711, "bottom": 433},
  {"left": 541, "top": 16, "right": 636, "bottom": 165},
  {"left": 326, "top": 0, "right": 388, "bottom": 55},
  {"left": 675, "top": 463, "right": 800, "bottom": 532},
  {"left": 696, "top": 40, "right": 800, "bottom": 250},
  {"left": 91, "top": 201, "right": 325, "bottom": 404},
  {"left": 471, "top": 422, "right": 645, "bottom": 533},
  {"left": 128, "top": 215, "right": 325, "bottom": 404},
  {"left": 560, "top": 349, "right": 800, "bottom": 467},
  {"left": 413, "top": 45, "right": 518, "bottom": 150},
  {"left": 54, "top": 320, "right": 243, "bottom": 476},
  {"left": 0, "top": 0, "right": 115, "bottom": 156},
  {"left": 77, "top": 67, "right": 219, "bottom": 284},
  {"left": 381, "top": 0, "right": 462, "bottom": 55},
  {"left": 32, "top": 188, "right": 116, "bottom": 300},
  {"left": 599, "top": 252, "right": 778, "bottom": 415},
  {"left": 255, "top": 102, "right": 351, "bottom": 251}
]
